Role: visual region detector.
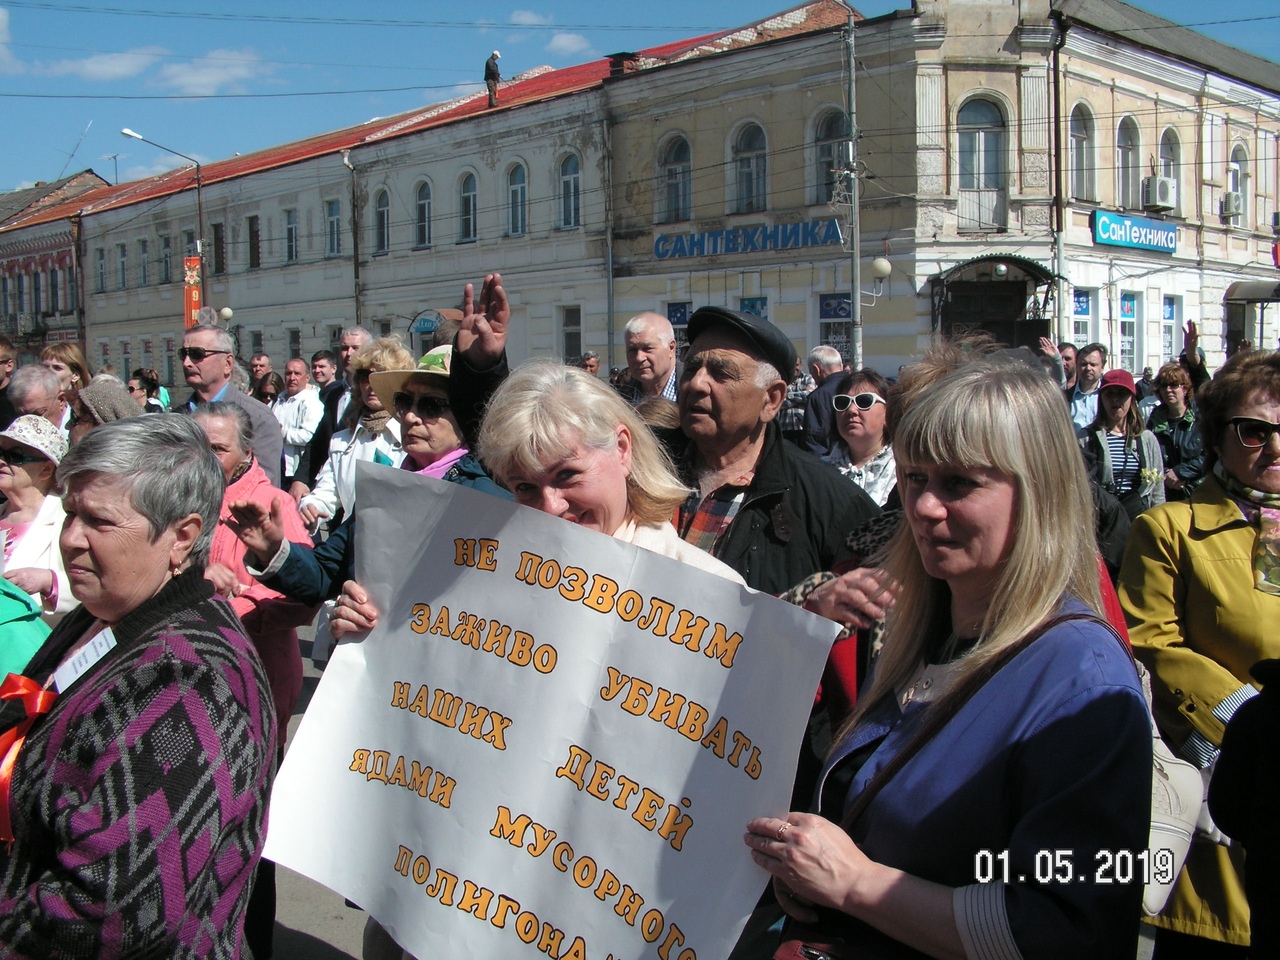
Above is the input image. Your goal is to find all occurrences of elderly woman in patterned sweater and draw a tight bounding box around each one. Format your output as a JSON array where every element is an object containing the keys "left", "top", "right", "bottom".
[{"left": 0, "top": 415, "right": 275, "bottom": 959}]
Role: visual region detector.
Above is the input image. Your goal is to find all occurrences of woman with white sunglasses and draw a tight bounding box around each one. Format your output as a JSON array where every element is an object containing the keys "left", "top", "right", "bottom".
[{"left": 825, "top": 368, "right": 896, "bottom": 506}]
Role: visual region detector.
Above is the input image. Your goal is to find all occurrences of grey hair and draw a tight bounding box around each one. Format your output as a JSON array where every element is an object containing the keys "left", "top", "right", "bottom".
[
  {"left": 623, "top": 312, "right": 674, "bottom": 342},
  {"left": 341, "top": 325, "right": 372, "bottom": 344},
  {"left": 9, "top": 364, "right": 60, "bottom": 405},
  {"left": 57, "top": 415, "right": 224, "bottom": 568},
  {"left": 806, "top": 345, "right": 842, "bottom": 371},
  {"left": 754, "top": 359, "right": 783, "bottom": 389},
  {"left": 91, "top": 372, "right": 123, "bottom": 386},
  {"left": 192, "top": 401, "right": 255, "bottom": 456},
  {"left": 186, "top": 323, "right": 235, "bottom": 353}
]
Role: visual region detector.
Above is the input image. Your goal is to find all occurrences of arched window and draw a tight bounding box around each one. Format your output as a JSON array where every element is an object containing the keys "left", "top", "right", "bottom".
[
  {"left": 374, "top": 189, "right": 390, "bottom": 253},
  {"left": 508, "top": 164, "right": 527, "bottom": 236},
  {"left": 559, "top": 155, "right": 581, "bottom": 228},
  {"left": 957, "top": 98, "right": 1006, "bottom": 230},
  {"left": 1069, "top": 105, "right": 1094, "bottom": 201},
  {"left": 1116, "top": 117, "right": 1140, "bottom": 210},
  {"left": 460, "top": 173, "right": 477, "bottom": 242},
  {"left": 415, "top": 182, "right": 432, "bottom": 247},
  {"left": 661, "top": 137, "right": 691, "bottom": 223},
  {"left": 733, "top": 123, "right": 767, "bottom": 214},
  {"left": 1227, "top": 144, "right": 1248, "bottom": 226},
  {"left": 815, "top": 111, "right": 849, "bottom": 204}
]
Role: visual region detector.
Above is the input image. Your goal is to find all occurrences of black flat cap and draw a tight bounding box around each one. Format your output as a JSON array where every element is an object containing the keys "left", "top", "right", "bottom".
[{"left": 686, "top": 306, "right": 797, "bottom": 380}]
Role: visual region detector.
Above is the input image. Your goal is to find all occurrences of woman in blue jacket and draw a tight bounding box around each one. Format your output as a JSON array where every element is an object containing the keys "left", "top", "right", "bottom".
[{"left": 745, "top": 360, "right": 1151, "bottom": 959}]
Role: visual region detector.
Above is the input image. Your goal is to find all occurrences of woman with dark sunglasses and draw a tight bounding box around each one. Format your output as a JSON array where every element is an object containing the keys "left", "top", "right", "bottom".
[
  {"left": 1120, "top": 349, "right": 1280, "bottom": 956},
  {"left": 252, "top": 371, "right": 285, "bottom": 407},
  {"left": 0, "top": 415, "right": 74, "bottom": 627},
  {"left": 225, "top": 346, "right": 510, "bottom": 609},
  {"left": 824, "top": 367, "right": 896, "bottom": 506}
]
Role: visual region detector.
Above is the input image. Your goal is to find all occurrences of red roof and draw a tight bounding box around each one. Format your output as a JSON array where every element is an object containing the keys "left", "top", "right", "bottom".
[{"left": 3, "top": 1, "right": 850, "bottom": 233}]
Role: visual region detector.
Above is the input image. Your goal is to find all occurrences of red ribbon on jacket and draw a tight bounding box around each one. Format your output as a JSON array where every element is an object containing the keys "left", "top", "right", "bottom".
[{"left": 0, "top": 673, "right": 57, "bottom": 847}]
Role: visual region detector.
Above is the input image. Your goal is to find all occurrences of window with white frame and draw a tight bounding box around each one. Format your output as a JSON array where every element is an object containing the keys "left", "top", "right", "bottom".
[
  {"left": 287, "top": 329, "right": 301, "bottom": 360},
  {"left": 285, "top": 209, "right": 299, "bottom": 262},
  {"left": 374, "top": 190, "right": 390, "bottom": 253},
  {"left": 661, "top": 137, "right": 691, "bottom": 223},
  {"left": 183, "top": 230, "right": 196, "bottom": 257},
  {"left": 815, "top": 111, "right": 849, "bottom": 205},
  {"left": 508, "top": 165, "right": 527, "bottom": 237},
  {"left": 957, "top": 99, "right": 1007, "bottom": 230},
  {"left": 1119, "top": 291, "right": 1140, "bottom": 371},
  {"left": 117, "top": 243, "right": 128, "bottom": 290},
  {"left": 1072, "top": 288, "right": 1094, "bottom": 345},
  {"left": 415, "top": 183, "right": 432, "bottom": 247},
  {"left": 119, "top": 339, "right": 132, "bottom": 374},
  {"left": 95, "top": 248, "right": 105, "bottom": 293},
  {"left": 459, "top": 173, "right": 477, "bottom": 242},
  {"left": 561, "top": 306, "right": 581, "bottom": 360},
  {"left": 138, "top": 239, "right": 149, "bottom": 286},
  {"left": 1227, "top": 145, "right": 1248, "bottom": 226},
  {"left": 142, "top": 337, "right": 153, "bottom": 370},
  {"left": 733, "top": 123, "right": 767, "bottom": 214},
  {"left": 164, "top": 337, "right": 175, "bottom": 385},
  {"left": 161, "top": 235, "right": 172, "bottom": 282},
  {"left": 325, "top": 199, "right": 342, "bottom": 256},
  {"left": 560, "top": 155, "right": 581, "bottom": 228},
  {"left": 1116, "top": 117, "right": 1140, "bottom": 210},
  {"left": 1162, "top": 296, "right": 1181, "bottom": 362},
  {"left": 1069, "top": 105, "right": 1095, "bottom": 201}
]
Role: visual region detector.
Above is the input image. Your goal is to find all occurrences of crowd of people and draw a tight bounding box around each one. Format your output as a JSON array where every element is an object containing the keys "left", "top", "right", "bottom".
[{"left": 0, "top": 280, "right": 1276, "bottom": 959}]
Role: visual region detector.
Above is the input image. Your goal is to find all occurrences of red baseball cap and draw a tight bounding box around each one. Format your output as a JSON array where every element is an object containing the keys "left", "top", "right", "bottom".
[{"left": 1099, "top": 368, "right": 1137, "bottom": 397}]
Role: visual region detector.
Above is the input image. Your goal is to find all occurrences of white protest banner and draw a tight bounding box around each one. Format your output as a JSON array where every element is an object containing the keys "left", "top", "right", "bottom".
[{"left": 265, "top": 464, "right": 840, "bottom": 960}]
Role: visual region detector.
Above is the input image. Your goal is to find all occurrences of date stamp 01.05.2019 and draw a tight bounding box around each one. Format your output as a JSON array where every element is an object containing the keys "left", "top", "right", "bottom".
[{"left": 974, "top": 848, "right": 1176, "bottom": 886}]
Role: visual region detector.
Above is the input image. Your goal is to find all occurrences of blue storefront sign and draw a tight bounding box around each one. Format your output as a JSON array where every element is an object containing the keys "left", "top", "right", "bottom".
[
  {"left": 654, "top": 218, "right": 842, "bottom": 260},
  {"left": 1091, "top": 211, "right": 1177, "bottom": 253}
]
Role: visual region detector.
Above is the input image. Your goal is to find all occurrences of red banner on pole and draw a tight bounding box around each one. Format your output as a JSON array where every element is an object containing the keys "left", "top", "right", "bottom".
[{"left": 183, "top": 256, "right": 203, "bottom": 328}]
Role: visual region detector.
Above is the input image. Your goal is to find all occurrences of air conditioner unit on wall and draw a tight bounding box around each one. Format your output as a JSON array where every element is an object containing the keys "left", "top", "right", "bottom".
[
  {"left": 1141, "top": 176, "right": 1177, "bottom": 211},
  {"left": 1222, "top": 191, "right": 1245, "bottom": 218}
]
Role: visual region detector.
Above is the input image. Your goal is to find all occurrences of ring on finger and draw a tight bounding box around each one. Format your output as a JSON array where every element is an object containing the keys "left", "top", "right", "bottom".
[{"left": 776, "top": 823, "right": 790, "bottom": 842}]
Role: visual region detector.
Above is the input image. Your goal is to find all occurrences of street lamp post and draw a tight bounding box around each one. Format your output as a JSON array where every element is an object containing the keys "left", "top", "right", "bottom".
[{"left": 121, "top": 128, "right": 206, "bottom": 305}]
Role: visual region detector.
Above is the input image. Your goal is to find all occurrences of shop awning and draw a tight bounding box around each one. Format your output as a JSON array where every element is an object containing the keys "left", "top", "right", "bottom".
[{"left": 1224, "top": 281, "right": 1280, "bottom": 303}]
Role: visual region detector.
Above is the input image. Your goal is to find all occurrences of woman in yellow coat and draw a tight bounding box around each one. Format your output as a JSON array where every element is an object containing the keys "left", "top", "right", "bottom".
[{"left": 1120, "top": 349, "right": 1280, "bottom": 956}]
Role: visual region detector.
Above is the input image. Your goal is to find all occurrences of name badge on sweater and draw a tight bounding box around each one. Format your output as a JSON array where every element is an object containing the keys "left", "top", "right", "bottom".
[{"left": 53, "top": 627, "right": 118, "bottom": 693}]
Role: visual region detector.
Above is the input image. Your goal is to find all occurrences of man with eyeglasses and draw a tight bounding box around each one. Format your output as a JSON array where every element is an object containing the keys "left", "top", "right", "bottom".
[
  {"left": 802, "top": 344, "right": 846, "bottom": 457},
  {"left": 181, "top": 324, "right": 283, "bottom": 486}
]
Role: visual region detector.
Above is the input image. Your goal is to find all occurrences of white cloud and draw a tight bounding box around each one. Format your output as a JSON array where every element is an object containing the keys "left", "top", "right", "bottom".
[
  {"left": 509, "top": 11, "right": 552, "bottom": 26},
  {"left": 545, "top": 33, "right": 592, "bottom": 57},
  {"left": 41, "top": 46, "right": 167, "bottom": 82},
  {"left": 0, "top": 9, "right": 27, "bottom": 75},
  {"left": 157, "top": 48, "right": 272, "bottom": 97},
  {"left": 124, "top": 152, "right": 212, "bottom": 182}
]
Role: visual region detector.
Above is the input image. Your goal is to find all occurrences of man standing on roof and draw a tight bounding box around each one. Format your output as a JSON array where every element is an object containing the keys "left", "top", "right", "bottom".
[{"left": 485, "top": 51, "right": 501, "bottom": 108}]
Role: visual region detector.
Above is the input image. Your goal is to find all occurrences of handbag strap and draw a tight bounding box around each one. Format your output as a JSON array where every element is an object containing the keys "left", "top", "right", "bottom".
[{"left": 839, "top": 612, "right": 1104, "bottom": 833}]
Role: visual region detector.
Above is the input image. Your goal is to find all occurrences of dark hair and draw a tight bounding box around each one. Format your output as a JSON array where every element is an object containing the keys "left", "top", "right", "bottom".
[
  {"left": 310, "top": 350, "right": 337, "bottom": 366},
  {"left": 1079, "top": 342, "right": 1108, "bottom": 364},
  {"left": 833, "top": 367, "right": 893, "bottom": 443},
  {"left": 253, "top": 371, "right": 285, "bottom": 403},
  {"left": 130, "top": 367, "right": 161, "bottom": 398},
  {"left": 1057, "top": 342, "right": 1076, "bottom": 354},
  {"left": 1197, "top": 350, "right": 1280, "bottom": 469}
]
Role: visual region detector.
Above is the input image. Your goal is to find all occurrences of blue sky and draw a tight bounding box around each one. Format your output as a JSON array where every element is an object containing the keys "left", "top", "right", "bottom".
[{"left": 1, "top": 0, "right": 1278, "bottom": 194}]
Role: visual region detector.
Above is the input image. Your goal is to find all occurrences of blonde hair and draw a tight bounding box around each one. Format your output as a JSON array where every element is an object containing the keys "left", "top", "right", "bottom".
[
  {"left": 848, "top": 359, "right": 1102, "bottom": 729},
  {"left": 478, "top": 360, "right": 689, "bottom": 525},
  {"left": 348, "top": 335, "right": 413, "bottom": 375}
]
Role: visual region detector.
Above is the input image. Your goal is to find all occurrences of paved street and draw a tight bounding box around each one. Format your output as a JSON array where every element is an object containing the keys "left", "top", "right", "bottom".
[{"left": 270, "top": 631, "right": 367, "bottom": 960}]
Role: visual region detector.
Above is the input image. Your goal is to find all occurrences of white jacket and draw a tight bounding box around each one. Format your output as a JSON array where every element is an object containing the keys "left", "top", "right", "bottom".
[
  {"left": 298, "top": 420, "right": 404, "bottom": 524},
  {"left": 272, "top": 386, "right": 325, "bottom": 478},
  {"left": 6, "top": 492, "right": 75, "bottom": 625}
]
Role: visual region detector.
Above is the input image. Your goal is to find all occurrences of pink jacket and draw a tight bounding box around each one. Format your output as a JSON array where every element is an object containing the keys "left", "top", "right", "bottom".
[{"left": 209, "top": 458, "right": 316, "bottom": 748}]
